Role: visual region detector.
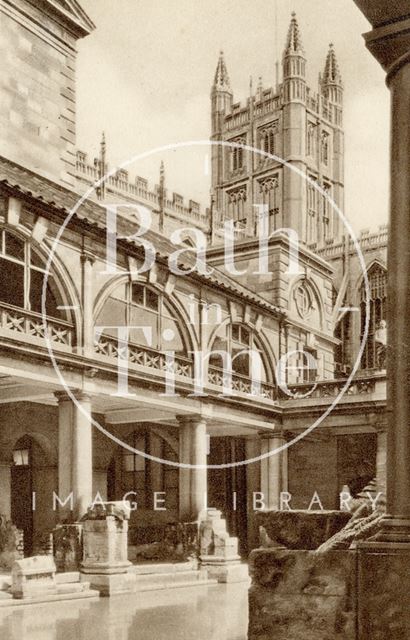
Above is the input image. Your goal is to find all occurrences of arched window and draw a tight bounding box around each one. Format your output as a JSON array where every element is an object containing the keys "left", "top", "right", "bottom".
[
  {"left": 360, "top": 264, "right": 387, "bottom": 369},
  {"left": 259, "top": 122, "right": 279, "bottom": 158},
  {"left": 321, "top": 132, "right": 330, "bottom": 165},
  {"left": 0, "top": 229, "right": 66, "bottom": 319},
  {"left": 307, "top": 123, "right": 316, "bottom": 157},
  {"left": 96, "top": 282, "right": 187, "bottom": 354},
  {"left": 230, "top": 136, "right": 245, "bottom": 172},
  {"left": 209, "top": 323, "right": 269, "bottom": 382}
]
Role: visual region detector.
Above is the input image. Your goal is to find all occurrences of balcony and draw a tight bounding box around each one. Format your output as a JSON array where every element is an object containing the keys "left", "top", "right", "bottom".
[
  {"left": 0, "top": 302, "right": 74, "bottom": 350},
  {"left": 280, "top": 372, "right": 386, "bottom": 407}
]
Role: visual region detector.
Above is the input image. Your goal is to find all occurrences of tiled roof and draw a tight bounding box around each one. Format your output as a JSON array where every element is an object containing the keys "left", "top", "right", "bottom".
[{"left": 0, "top": 155, "right": 285, "bottom": 317}]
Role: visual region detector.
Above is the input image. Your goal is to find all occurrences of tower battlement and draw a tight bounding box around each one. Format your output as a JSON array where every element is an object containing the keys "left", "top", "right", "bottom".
[{"left": 75, "top": 149, "right": 210, "bottom": 233}]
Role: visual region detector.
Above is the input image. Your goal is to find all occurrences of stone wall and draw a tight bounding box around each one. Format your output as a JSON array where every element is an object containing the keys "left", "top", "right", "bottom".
[
  {"left": 288, "top": 432, "right": 378, "bottom": 510},
  {"left": 0, "top": 0, "right": 90, "bottom": 185},
  {"left": 248, "top": 548, "right": 357, "bottom": 640},
  {"left": 256, "top": 510, "right": 351, "bottom": 550}
]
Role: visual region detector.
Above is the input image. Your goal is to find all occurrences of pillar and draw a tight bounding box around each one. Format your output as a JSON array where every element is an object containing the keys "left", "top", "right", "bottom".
[
  {"left": 358, "top": 12, "right": 410, "bottom": 544},
  {"left": 178, "top": 415, "right": 207, "bottom": 521},
  {"left": 349, "top": 7, "right": 410, "bottom": 637},
  {"left": 259, "top": 431, "right": 288, "bottom": 510},
  {"left": 55, "top": 391, "right": 93, "bottom": 521},
  {"left": 375, "top": 424, "right": 387, "bottom": 494},
  {"left": 81, "top": 252, "right": 95, "bottom": 357}
]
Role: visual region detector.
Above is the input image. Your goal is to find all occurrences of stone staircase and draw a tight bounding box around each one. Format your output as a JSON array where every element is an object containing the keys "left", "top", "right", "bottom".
[{"left": 129, "top": 561, "right": 216, "bottom": 591}]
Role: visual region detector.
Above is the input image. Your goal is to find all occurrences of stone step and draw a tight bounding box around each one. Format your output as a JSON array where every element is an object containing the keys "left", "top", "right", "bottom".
[
  {"left": 0, "top": 589, "right": 100, "bottom": 608},
  {"left": 131, "top": 562, "right": 195, "bottom": 576},
  {"left": 56, "top": 582, "right": 90, "bottom": 595},
  {"left": 56, "top": 571, "right": 81, "bottom": 584},
  {"left": 134, "top": 569, "right": 215, "bottom": 592}
]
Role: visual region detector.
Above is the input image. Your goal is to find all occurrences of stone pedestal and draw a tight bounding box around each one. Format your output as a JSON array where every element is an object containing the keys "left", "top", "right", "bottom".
[
  {"left": 80, "top": 502, "right": 136, "bottom": 596},
  {"left": 199, "top": 509, "right": 247, "bottom": 583}
]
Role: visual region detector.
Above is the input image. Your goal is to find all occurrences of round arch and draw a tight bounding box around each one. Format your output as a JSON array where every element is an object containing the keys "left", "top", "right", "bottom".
[
  {"left": 93, "top": 274, "right": 198, "bottom": 354},
  {"left": 0, "top": 222, "right": 81, "bottom": 343},
  {"left": 207, "top": 318, "right": 276, "bottom": 385}
]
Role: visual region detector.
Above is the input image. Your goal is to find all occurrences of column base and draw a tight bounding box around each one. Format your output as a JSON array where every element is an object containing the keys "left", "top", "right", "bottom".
[
  {"left": 200, "top": 556, "right": 248, "bottom": 583},
  {"left": 357, "top": 540, "right": 410, "bottom": 639},
  {"left": 80, "top": 571, "right": 137, "bottom": 597},
  {"left": 366, "top": 515, "right": 410, "bottom": 544}
]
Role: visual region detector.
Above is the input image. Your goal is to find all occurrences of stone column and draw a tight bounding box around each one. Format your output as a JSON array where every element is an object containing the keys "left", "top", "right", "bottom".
[
  {"left": 375, "top": 424, "right": 387, "bottom": 494},
  {"left": 178, "top": 415, "right": 207, "bottom": 521},
  {"left": 260, "top": 431, "right": 288, "bottom": 511},
  {"left": 358, "top": 12, "right": 410, "bottom": 544},
  {"left": 349, "top": 7, "right": 410, "bottom": 637},
  {"left": 81, "top": 251, "right": 95, "bottom": 357},
  {"left": 55, "top": 391, "right": 93, "bottom": 521}
]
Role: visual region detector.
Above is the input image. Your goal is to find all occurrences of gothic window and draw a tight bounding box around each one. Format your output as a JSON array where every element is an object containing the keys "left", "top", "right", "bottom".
[
  {"left": 209, "top": 323, "right": 269, "bottom": 382},
  {"left": 230, "top": 137, "right": 245, "bottom": 172},
  {"left": 96, "top": 283, "right": 187, "bottom": 354},
  {"left": 360, "top": 264, "right": 387, "bottom": 370},
  {"left": 307, "top": 176, "right": 318, "bottom": 243},
  {"left": 0, "top": 229, "right": 65, "bottom": 319},
  {"left": 227, "top": 186, "right": 247, "bottom": 225},
  {"left": 259, "top": 176, "right": 280, "bottom": 231},
  {"left": 259, "top": 122, "right": 279, "bottom": 158},
  {"left": 322, "top": 183, "right": 332, "bottom": 241},
  {"left": 307, "top": 123, "right": 316, "bottom": 157},
  {"left": 321, "top": 132, "right": 330, "bottom": 165},
  {"left": 335, "top": 314, "right": 350, "bottom": 377}
]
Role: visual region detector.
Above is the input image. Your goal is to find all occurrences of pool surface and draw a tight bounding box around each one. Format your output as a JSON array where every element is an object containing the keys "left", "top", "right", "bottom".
[{"left": 0, "top": 582, "right": 249, "bottom": 640}]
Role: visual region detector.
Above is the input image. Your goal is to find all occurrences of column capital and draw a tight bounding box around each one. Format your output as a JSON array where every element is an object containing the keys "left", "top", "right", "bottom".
[
  {"left": 54, "top": 390, "right": 92, "bottom": 404},
  {"left": 354, "top": 5, "right": 410, "bottom": 80},
  {"left": 176, "top": 414, "right": 207, "bottom": 427},
  {"left": 258, "top": 428, "right": 286, "bottom": 441}
]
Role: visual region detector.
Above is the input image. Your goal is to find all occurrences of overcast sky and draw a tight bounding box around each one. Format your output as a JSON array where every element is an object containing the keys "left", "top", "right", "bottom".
[{"left": 77, "top": 0, "right": 390, "bottom": 233}]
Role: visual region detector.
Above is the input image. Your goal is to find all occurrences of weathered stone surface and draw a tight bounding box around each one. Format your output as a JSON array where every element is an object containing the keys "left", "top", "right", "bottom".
[
  {"left": 80, "top": 501, "right": 136, "bottom": 595},
  {"left": 248, "top": 548, "right": 356, "bottom": 640},
  {"left": 11, "top": 555, "right": 57, "bottom": 599},
  {"left": 255, "top": 510, "right": 351, "bottom": 550},
  {"left": 358, "top": 544, "right": 410, "bottom": 640}
]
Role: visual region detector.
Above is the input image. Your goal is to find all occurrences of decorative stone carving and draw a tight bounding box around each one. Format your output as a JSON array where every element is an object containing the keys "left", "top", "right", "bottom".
[{"left": 11, "top": 555, "right": 57, "bottom": 599}]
